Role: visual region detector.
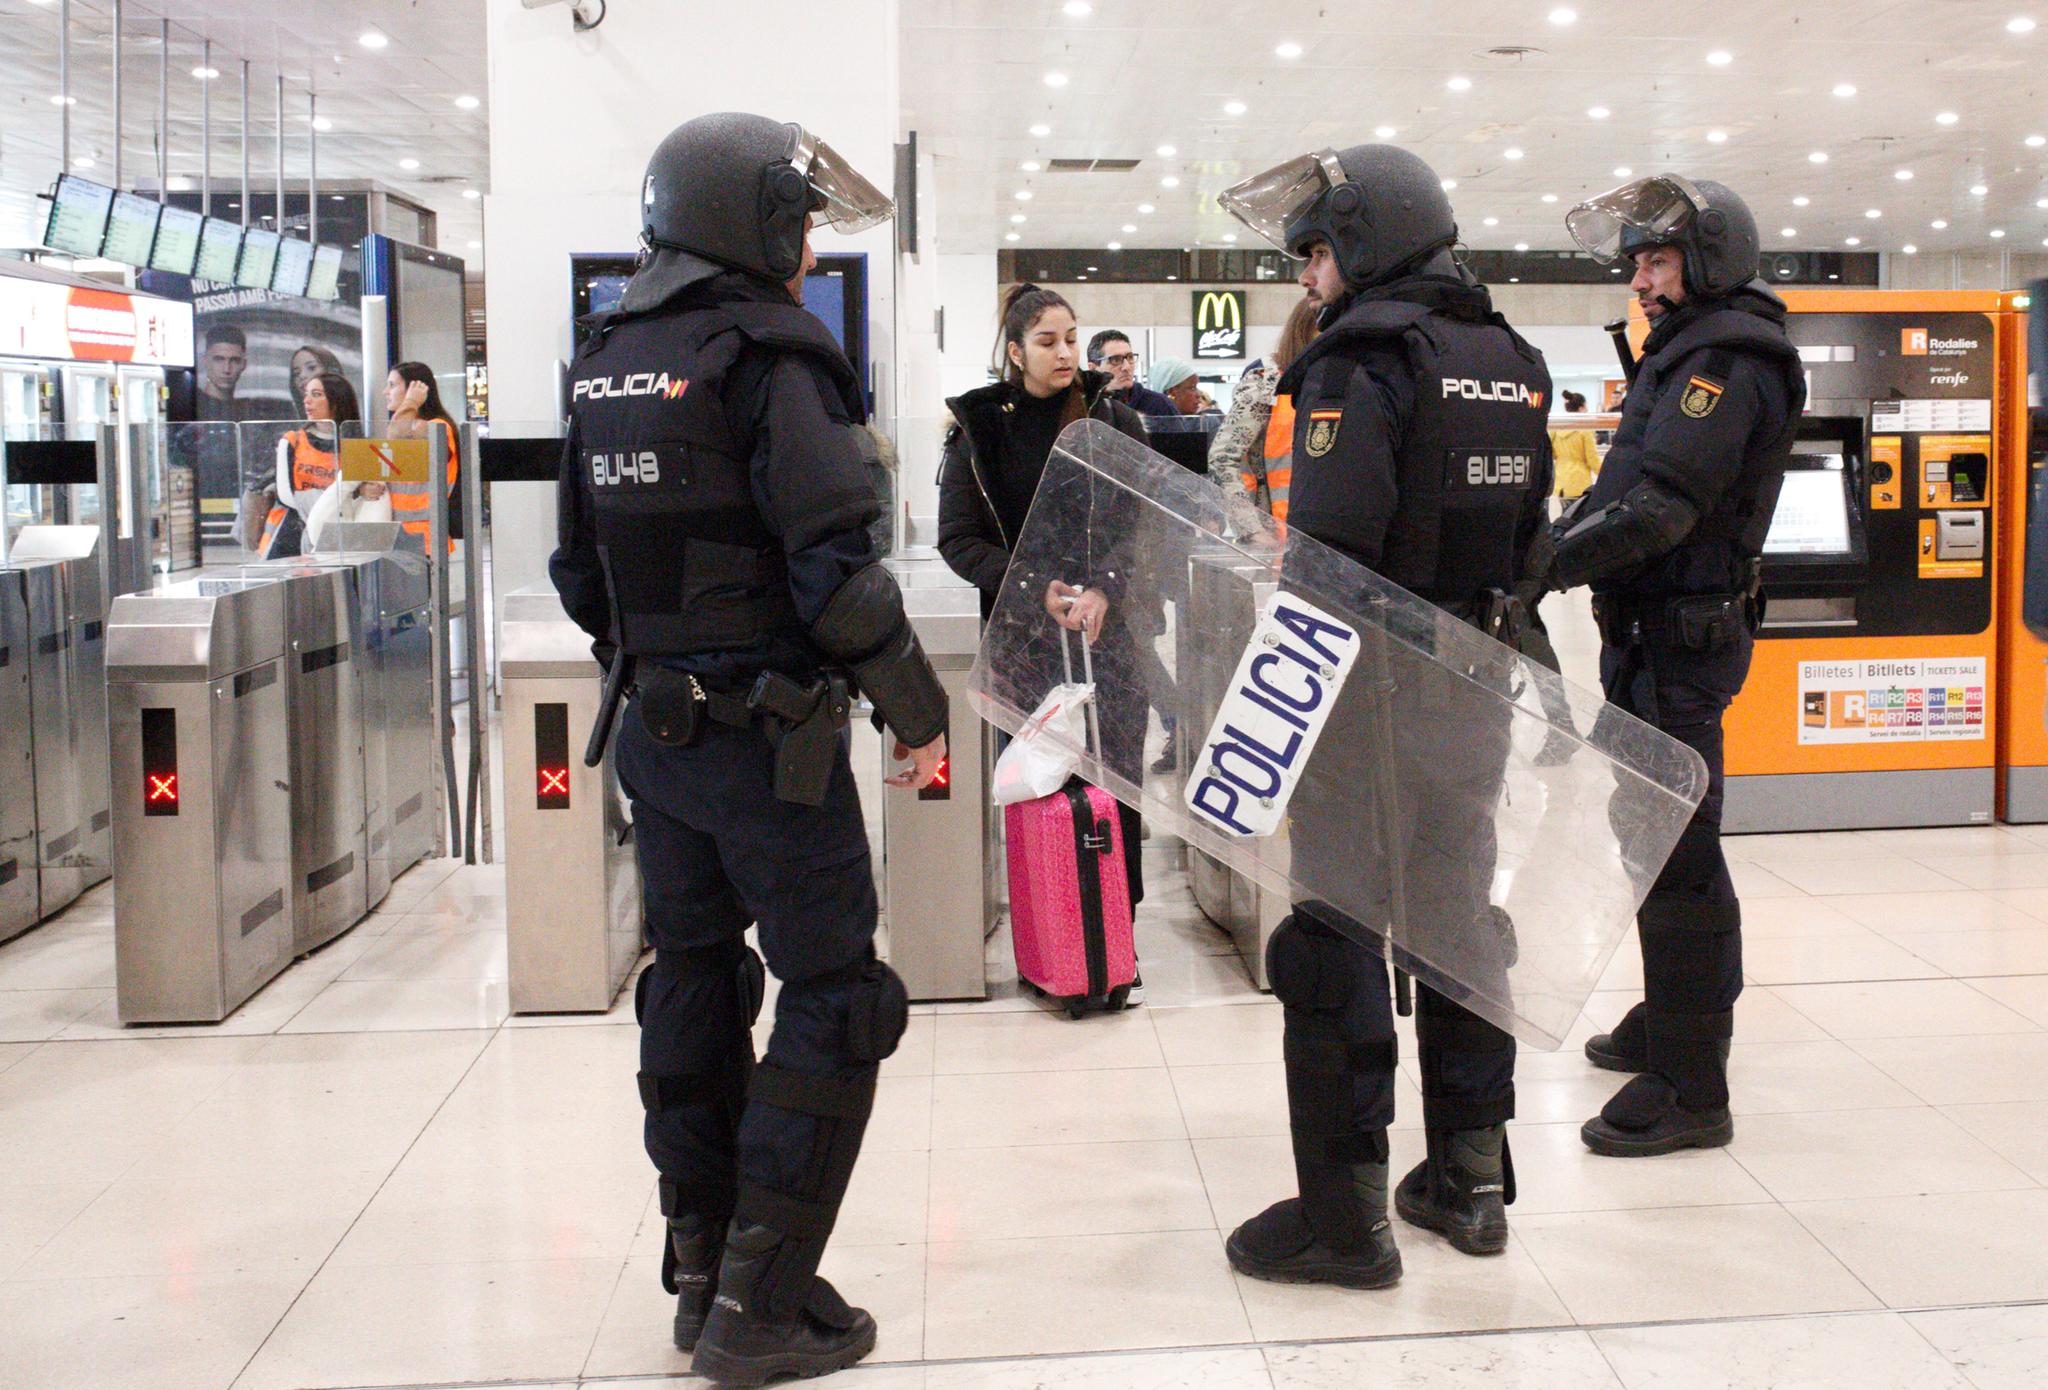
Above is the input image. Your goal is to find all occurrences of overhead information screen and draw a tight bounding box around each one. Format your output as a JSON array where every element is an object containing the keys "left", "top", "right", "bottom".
[
  {"left": 270, "top": 237, "right": 313, "bottom": 296},
  {"left": 100, "top": 192, "right": 162, "bottom": 266},
  {"left": 149, "top": 205, "right": 204, "bottom": 274},
  {"left": 234, "top": 227, "right": 280, "bottom": 290},
  {"left": 193, "top": 218, "right": 243, "bottom": 283},
  {"left": 1765, "top": 454, "right": 1856, "bottom": 557},
  {"left": 42, "top": 175, "right": 113, "bottom": 256},
  {"left": 306, "top": 244, "right": 344, "bottom": 300}
]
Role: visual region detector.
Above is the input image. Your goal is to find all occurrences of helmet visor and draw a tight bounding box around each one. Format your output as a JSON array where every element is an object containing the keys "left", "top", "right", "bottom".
[
  {"left": 1221, "top": 149, "right": 1349, "bottom": 253},
  {"left": 1566, "top": 174, "right": 1706, "bottom": 263},
  {"left": 791, "top": 130, "right": 894, "bottom": 234}
]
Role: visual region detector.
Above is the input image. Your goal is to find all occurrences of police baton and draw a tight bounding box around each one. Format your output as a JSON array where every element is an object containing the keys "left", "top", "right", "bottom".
[
  {"left": 1361, "top": 600, "right": 1415, "bottom": 1017},
  {"left": 585, "top": 651, "right": 634, "bottom": 768}
]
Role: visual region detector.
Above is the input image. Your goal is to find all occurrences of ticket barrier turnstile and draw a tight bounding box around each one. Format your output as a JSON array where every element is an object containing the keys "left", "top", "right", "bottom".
[
  {"left": 879, "top": 557, "right": 993, "bottom": 1002},
  {"left": 106, "top": 577, "right": 296, "bottom": 1022},
  {"left": 499, "top": 587, "right": 640, "bottom": 1013},
  {"left": 0, "top": 569, "right": 38, "bottom": 941}
]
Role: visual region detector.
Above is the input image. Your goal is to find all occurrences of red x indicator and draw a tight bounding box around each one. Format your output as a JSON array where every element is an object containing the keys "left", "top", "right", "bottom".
[{"left": 147, "top": 773, "right": 178, "bottom": 803}]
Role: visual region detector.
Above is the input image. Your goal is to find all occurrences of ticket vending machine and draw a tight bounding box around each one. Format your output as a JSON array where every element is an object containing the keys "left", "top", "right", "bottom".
[
  {"left": 1997, "top": 285, "right": 2048, "bottom": 819},
  {"left": 1725, "top": 292, "right": 2013, "bottom": 831}
]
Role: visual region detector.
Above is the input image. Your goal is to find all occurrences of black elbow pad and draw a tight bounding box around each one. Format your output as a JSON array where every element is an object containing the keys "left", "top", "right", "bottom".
[
  {"left": 1550, "top": 482, "right": 1700, "bottom": 591},
  {"left": 812, "top": 565, "right": 949, "bottom": 749}
]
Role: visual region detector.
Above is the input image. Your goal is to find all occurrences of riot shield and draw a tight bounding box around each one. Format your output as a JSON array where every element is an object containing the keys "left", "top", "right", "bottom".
[{"left": 967, "top": 420, "right": 1709, "bottom": 1048}]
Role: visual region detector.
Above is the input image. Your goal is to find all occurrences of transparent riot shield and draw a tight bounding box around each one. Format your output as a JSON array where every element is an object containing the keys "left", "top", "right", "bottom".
[{"left": 967, "top": 420, "right": 1709, "bottom": 1048}]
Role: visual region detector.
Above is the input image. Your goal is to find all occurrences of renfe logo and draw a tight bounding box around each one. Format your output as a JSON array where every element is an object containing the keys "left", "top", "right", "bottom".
[{"left": 1184, "top": 594, "right": 1362, "bottom": 838}]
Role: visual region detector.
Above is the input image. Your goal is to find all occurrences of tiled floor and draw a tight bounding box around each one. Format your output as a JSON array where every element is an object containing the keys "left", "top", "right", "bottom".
[{"left": 4, "top": 816, "right": 2048, "bottom": 1390}]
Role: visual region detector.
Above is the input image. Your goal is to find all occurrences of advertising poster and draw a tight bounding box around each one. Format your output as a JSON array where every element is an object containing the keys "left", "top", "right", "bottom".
[{"left": 1797, "top": 657, "right": 1987, "bottom": 744}]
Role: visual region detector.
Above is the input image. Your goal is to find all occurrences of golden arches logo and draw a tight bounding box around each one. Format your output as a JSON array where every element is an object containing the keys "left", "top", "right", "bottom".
[{"left": 1196, "top": 292, "right": 1244, "bottom": 333}]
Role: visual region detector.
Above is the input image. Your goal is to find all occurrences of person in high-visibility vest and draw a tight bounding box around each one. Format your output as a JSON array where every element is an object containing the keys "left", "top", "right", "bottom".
[
  {"left": 258, "top": 371, "right": 360, "bottom": 558},
  {"left": 1206, "top": 295, "right": 1320, "bottom": 524},
  {"left": 358, "top": 361, "right": 460, "bottom": 553}
]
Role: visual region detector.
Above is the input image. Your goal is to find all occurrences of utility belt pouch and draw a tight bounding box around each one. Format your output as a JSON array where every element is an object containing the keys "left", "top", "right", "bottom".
[
  {"left": 1470, "top": 587, "right": 1528, "bottom": 651},
  {"left": 1668, "top": 594, "right": 1745, "bottom": 651},
  {"left": 750, "top": 671, "right": 851, "bottom": 806},
  {"left": 635, "top": 666, "right": 705, "bottom": 747}
]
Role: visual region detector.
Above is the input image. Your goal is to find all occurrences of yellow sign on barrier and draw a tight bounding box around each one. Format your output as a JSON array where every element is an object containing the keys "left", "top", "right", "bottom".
[{"left": 340, "top": 437, "right": 430, "bottom": 484}]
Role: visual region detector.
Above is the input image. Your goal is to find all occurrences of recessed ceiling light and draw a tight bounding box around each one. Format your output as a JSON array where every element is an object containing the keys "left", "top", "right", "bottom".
[
  {"left": 1043, "top": 72, "right": 1068, "bottom": 87},
  {"left": 1062, "top": 0, "right": 1092, "bottom": 14},
  {"left": 1108, "top": 239, "right": 1124, "bottom": 249},
  {"left": 1992, "top": 228, "right": 2007, "bottom": 238},
  {"left": 329, "top": 194, "right": 344, "bottom": 202},
  {"left": 1022, "top": 161, "right": 1042, "bottom": 172},
  {"left": 1587, "top": 105, "right": 1611, "bottom": 119},
  {"left": 1937, "top": 111, "right": 1960, "bottom": 125},
  {"left": 165, "top": 175, "right": 192, "bottom": 192},
  {"left": 1896, "top": 169, "right": 1914, "bottom": 180},
  {"left": 1138, "top": 203, "right": 1155, "bottom": 214},
  {"left": 49, "top": 94, "right": 75, "bottom": 106},
  {"left": 1933, "top": 218, "right": 1950, "bottom": 228},
  {"left": 1161, "top": 175, "right": 1180, "bottom": 188},
  {"left": 1866, "top": 208, "right": 1883, "bottom": 219},
  {"left": 1030, "top": 123, "right": 1052, "bottom": 137},
  {"left": 1613, "top": 166, "right": 1633, "bottom": 177},
  {"left": 1833, "top": 82, "right": 1858, "bottom": 97},
  {"left": 1441, "top": 179, "right": 1459, "bottom": 190},
  {"left": 1706, "top": 50, "right": 1733, "bottom": 65},
  {"left": 1010, "top": 213, "right": 1027, "bottom": 224},
  {"left": 1794, "top": 196, "right": 1811, "bottom": 207},
  {"left": 1087, "top": 265, "right": 1099, "bottom": 272},
  {"left": 1549, "top": 7, "right": 1578, "bottom": 24},
  {"left": 191, "top": 65, "right": 219, "bottom": 80},
  {"left": 1707, "top": 130, "right": 1728, "bottom": 143},
  {"left": 1122, "top": 224, "right": 1137, "bottom": 232},
  {"left": 1809, "top": 151, "right": 1829, "bottom": 163},
  {"left": 1015, "top": 189, "right": 1034, "bottom": 201},
  {"left": 1166, "top": 274, "right": 1177, "bottom": 280},
  {"left": 1514, "top": 241, "right": 1530, "bottom": 251},
  {"left": 454, "top": 95, "right": 480, "bottom": 110},
  {"left": 466, "top": 239, "right": 481, "bottom": 250},
  {"left": 311, "top": 115, "right": 333, "bottom": 132},
  {"left": 1447, "top": 75, "right": 1472, "bottom": 92},
  {"left": 1222, "top": 233, "right": 1237, "bottom": 242},
  {"left": 1904, "top": 244, "right": 1919, "bottom": 254},
  {"left": 358, "top": 30, "right": 389, "bottom": 49},
  {"left": 1275, "top": 41, "right": 1303, "bottom": 58},
  {"left": 1846, "top": 236, "right": 1861, "bottom": 245},
  {"left": 399, "top": 157, "right": 420, "bottom": 170},
  {"left": 1504, "top": 147, "right": 1525, "bottom": 160},
  {"left": 1972, "top": 184, "right": 1989, "bottom": 195},
  {"left": 1541, "top": 193, "right": 1559, "bottom": 203},
  {"left": 2009, "top": 16, "right": 2037, "bottom": 33},
  {"left": 1005, "top": 232, "right": 1020, "bottom": 242},
  {"left": 2029, "top": 134, "right": 2048, "bottom": 147},
  {"left": 461, "top": 188, "right": 480, "bottom": 200},
  {"left": 70, "top": 155, "right": 94, "bottom": 169},
  {"left": 1483, "top": 216, "right": 1500, "bottom": 226},
  {"left": 1375, "top": 125, "right": 1397, "bottom": 139},
  {"left": 1224, "top": 100, "right": 1248, "bottom": 115},
  {"left": 2037, "top": 198, "right": 2048, "bottom": 208},
  {"left": 1782, "top": 227, "right": 1797, "bottom": 237}
]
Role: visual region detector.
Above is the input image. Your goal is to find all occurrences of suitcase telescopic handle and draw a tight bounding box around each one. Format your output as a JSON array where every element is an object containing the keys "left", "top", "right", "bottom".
[{"left": 1055, "top": 589, "right": 1101, "bottom": 764}]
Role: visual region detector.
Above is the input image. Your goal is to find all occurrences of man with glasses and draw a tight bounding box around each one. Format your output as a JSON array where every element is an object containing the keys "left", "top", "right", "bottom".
[{"left": 1085, "top": 329, "right": 1179, "bottom": 418}]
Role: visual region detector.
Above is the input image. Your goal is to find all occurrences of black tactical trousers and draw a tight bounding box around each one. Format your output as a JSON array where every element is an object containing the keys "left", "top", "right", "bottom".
[
  {"left": 615, "top": 708, "right": 887, "bottom": 1230},
  {"left": 1600, "top": 628, "right": 1750, "bottom": 1109}
]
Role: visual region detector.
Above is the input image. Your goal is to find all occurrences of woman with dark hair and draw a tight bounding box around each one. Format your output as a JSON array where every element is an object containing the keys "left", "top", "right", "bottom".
[
  {"left": 290, "top": 344, "right": 345, "bottom": 393},
  {"left": 361, "top": 360, "right": 461, "bottom": 551},
  {"left": 258, "top": 371, "right": 361, "bottom": 557},
  {"left": 938, "top": 284, "right": 1156, "bottom": 983}
]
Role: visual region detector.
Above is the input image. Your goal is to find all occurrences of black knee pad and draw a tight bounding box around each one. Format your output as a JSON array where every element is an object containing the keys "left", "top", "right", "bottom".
[
  {"left": 1267, "top": 915, "right": 1357, "bottom": 1013},
  {"left": 846, "top": 960, "right": 909, "bottom": 1062}
]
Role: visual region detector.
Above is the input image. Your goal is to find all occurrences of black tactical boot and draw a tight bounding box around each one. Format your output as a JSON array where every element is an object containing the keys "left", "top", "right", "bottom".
[
  {"left": 1581, "top": 1073, "right": 1733, "bottom": 1157},
  {"left": 1225, "top": 1162, "right": 1402, "bottom": 1289},
  {"left": 691, "top": 1221, "right": 877, "bottom": 1386},
  {"left": 1584, "top": 1001, "right": 1648, "bottom": 1073},
  {"left": 1396, "top": 1126, "right": 1512, "bottom": 1256},
  {"left": 665, "top": 1211, "right": 723, "bottom": 1352}
]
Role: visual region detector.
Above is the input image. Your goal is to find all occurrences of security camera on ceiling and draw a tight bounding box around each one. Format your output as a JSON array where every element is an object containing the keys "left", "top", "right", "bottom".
[{"left": 521, "top": 0, "right": 605, "bottom": 31}]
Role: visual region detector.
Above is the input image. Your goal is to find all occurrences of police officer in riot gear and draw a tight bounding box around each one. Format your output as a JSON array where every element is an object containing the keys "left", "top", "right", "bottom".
[
  {"left": 1218, "top": 144, "right": 1553, "bottom": 1287},
  {"left": 1545, "top": 175, "right": 1805, "bottom": 1156},
  {"left": 551, "top": 112, "right": 947, "bottom": 1385}
]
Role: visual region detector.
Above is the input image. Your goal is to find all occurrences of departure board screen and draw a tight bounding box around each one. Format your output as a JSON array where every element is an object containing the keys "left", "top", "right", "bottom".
[
  {"left": 100, "top": 192, "right": 162, "bottom": 266},
  {"left": 149, "top": 205, "right": 204, "bottom": 274},
  {"left": 193, "top": 218, "right": 243, "bottom": 283},
  {"left": 270, "top": 237, "right": 313, "bottom": 296},
  {"left": 234, "top": 227, "right": 280, "bottom": 290},
  {"left": 42, "top": 175, "right": 113, "bottom": 256},
  {"left": 306, "top": 244, "right": 344, "bottom": 300}
]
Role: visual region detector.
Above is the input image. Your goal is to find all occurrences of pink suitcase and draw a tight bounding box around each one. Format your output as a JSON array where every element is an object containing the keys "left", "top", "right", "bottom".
[{"left": 1006, "top": 781, "right": 1137, "bottom": 1017}]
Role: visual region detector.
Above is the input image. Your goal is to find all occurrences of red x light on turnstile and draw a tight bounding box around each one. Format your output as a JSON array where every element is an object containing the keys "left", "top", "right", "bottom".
[
  {"left": 147, "top": 773, "right": 178, "bottom": 804},
  {"left": 535, "top": 702, "right": 572, "bottom": 810},
  {"left": 141, "top": 708, "right": 179, "bottom": 817},
  {"left": 917, "top": 755, "right": 952, "bottom": 802}
]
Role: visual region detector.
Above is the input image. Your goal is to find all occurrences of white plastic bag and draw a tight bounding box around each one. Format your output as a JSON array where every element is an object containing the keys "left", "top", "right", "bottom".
[{"left": 991, "top": 614, "right": 1099, "bottom": 806}]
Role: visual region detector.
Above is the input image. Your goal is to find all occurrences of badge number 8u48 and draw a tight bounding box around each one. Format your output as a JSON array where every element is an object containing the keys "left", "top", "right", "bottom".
[{"left": 1184, "top": 593, "right": 1362, "bottom": 838}]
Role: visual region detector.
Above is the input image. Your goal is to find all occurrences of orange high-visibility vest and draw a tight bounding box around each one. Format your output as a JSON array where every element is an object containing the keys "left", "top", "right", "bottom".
[
  {"left": 258, "top": 428, "right": 339, "bottom": 554},
  {"left": 1242, "top": 393, "right": 1295, "bottom": 523},
  {"left": 386, "top": 418, "right": 458, "bottom": 553}
]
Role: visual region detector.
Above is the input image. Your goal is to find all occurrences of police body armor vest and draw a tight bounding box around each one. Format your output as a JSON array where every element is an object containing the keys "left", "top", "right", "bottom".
[
  {"left": 1296, "top": 297, "right": 1552, "bottom": 606},
  {"left": 568, "top": 299, "right": 863, "bottom": 657},
  {"left": 1595, "top": 292, "right": 1804, "bottom": 599}
]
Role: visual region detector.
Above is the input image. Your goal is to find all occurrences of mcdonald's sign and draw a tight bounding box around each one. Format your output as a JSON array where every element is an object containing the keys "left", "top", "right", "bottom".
[{"left": 1192, "top": 289, "right": 1247, "bottom": 359}]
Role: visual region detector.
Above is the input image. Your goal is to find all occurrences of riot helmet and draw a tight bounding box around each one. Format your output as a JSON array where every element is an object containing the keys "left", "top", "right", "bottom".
[
  {"left": 1221, "top": 144, "right": 1457, "bottom": 291},
  {"left": 1567, "top": 174, "right": 1759, "bottom": 298},
  {"left": 622, "top": 112, "right": 892, "bottom": 313}
]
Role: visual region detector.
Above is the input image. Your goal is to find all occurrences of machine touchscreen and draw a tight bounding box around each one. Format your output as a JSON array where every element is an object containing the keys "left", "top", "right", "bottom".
[{"left": 1765, "top": 457, "right": 1857, "bottom": 558}]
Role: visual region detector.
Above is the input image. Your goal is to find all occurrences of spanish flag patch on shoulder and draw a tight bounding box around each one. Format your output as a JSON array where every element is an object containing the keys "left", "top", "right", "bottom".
[{"left": 1680, "top": 375, "right": 1725, "bottom": 419}]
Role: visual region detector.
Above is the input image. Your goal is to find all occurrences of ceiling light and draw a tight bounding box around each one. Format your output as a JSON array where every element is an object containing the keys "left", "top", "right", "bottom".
[
  {"left": 1904, "top": 244, "right": 1919, "bottom": 254},
  {"left": 329, "top": 194, "right": 344, "bottom": 202},
  {"left": 1063, "top": 0, "right": 1092, "bottom": 13},
  {"left": 1138, "top": 203, "right": 1155, "bottom": 214},
  {"left": 1447, "top": 75, "right": 1472, "bottom": 92},
  {"left": 1504, "top": 147, "right": 1524, "bottom": 160},
  {"left": 1087, "top": 266, "right": 1099, "bottom": 272},
  {"left": 399, "top": 157, "right": 420, "bottom": 170},
  {"left": 1514, "top": 241, "right": 1530, "bottom": 251},
  {"left": 1992, "top": 228, "right": 2007, "bottom": 238},
  {"left": 1166, "top": 274, "right": 1177, "bottom": 280},
  {"left": 358, "top": 30, "right": 389, "bottom": 49},
  {"left": 49, "top": 94, "right": 75, "bottom": 106},
  {"left": 1613, "top": 166, "right": 1633, "bottom": 177},
  {"left": 1022, "top": 160, "right": 1042, "bottom": 172},
  {"left": 1276, "top": 41, "right": 1303, "bottom": 59},
  {"left": 1015, "top": 189, "right": 1034, "bottom": 201},
  {"left": 311, "top": 115, "right": 333, "bottom": 132},
  {"left": 2037, "top": 198, "right": 2048, "bottom": 208},
  {"left": 1896, "top": 169, "right": 1914, "bottom": 180},
  {"left": 1833, "top": 82, "right": 1858, "bottom": 97},
  {"left": 1866, "top": 208, "right": 1883, "bottom": 219},
  {"left": 1782, "top": 227, "right": 1797, "bottom": 237},
  {"left": 1549, "top": 8, "right": 1578, "bottom": 25},
  {"left": 1043, "top": 71, "right": 1068, "bottom": 87},
  {"left": 2009, "top": 16, "right": 2037, "bottom": 33},
  {"left": 1483, "top": 217, "right": 1500, "bottom": 226},
  {"left": 1441, "top": 179, "right": 1459, "bottom": 190},
  {"left": 165, "top": 175, "right": 192, "bottom": 192},
  {"left": 1587, "top": 105, "right": 1610, "bottom": 119},
  {"left": 1107, "top": 240, "right": 1123, "bottom": 250},
  {"left": 1122, "top": 223, "right": 1137, "bottom": 232},
  {"left": 454, "top": 95, "right": 480, "bottom": 110},
  {"left": 2029, "top": 134, "right": 2048, "bottom": 147},
  {"left": 1933, "top": 218, "right": 1950, "bottom": 228},
  {"left": 1809, "top": 151, "right": 1829, "bottom": 163},
  {"left": 1222, "top": 233, "right": 1237, "bottom": 242},
  {"left": 1793, "top": 196, "right": 1811, "bottom": 207},
  {"left": 1846, "top": 236, "right": 1861, "bottom": 245},
  {"left": 1004, "top": 232, "right": 1020, "bottom": 242},
  {"left": 71, "top": 156, "right": 94, "bottom": 169},
  {"left": 191, "top": 65, "right": 219, "bottom": 80},
  {"left": 1010, "top": 213, "right": 1027, "bottom": 224},
  {"left": 1707, "top": 130, "right": 1728, "bottom": 143},
  {"left": 1706, "top": 50, "right": 1733, "bottom": 65},
  {"left": 1375, "top": 125, "right": 1397, "bottom": 139},
  {"left": 1030, "top": 123, "right": 1052, "bottom": 137},
  {"left": 1541, "top": 193, "right": 1559, "bottom": 203},
  {"left": 1161, "top": 175, "right": 1179, "bottom": 188},
  {"left": 466, "top": 239, "right": 481, "bottom": 250},
  {"left": 1224, "top": 100, "right": 1248, "bottom": 116},
  {"left": 1972, "top": 184, "right": 1989, "bottom": 195},
  {"left": 461, "top": 188, "right": 480, "bottom": 200},
  {"left": 1937, "top": 111, "right": 1960, "bottom": 125}
]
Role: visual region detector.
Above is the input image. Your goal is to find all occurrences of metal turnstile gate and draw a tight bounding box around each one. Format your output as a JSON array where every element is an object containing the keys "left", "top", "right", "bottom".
[
  {"left": 106, "top": 577, "right": 296, "bottom": 1022},
  {"left": 0, "top": 569, "right": 37, "bottom": 941},
  {"left": 499, "top": 587, "right": 641, "bottom": 1013}
]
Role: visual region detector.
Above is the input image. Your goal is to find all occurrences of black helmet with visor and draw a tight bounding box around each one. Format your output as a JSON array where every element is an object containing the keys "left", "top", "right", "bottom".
[
  {"left": 1567, "top": 174, "right": 1760, "bottom": 299},
  {"left": 1221, "top": 144, "right": 1458, "bottom": 292}
]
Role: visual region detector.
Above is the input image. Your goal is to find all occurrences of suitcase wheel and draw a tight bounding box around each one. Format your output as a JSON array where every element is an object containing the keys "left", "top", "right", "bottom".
[
  {"left": 1064, "top": 999, "right": 1087, "bottom": 1021},
  {"left": 1107, "top": 984, "right": 1131, "bottom": 1012}
]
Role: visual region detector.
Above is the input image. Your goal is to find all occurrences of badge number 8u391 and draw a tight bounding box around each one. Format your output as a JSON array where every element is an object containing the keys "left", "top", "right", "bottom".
[
  {"left": 1680, "top": 375, "right": 1724, "bottom": 419},
  {"left": 1184, "top": 593, "right": 1362, "bottom": 839}
]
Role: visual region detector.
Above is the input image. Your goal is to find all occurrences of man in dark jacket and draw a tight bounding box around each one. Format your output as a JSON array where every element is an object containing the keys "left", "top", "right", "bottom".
[
  {"left": 1544, "top": 175, "right": 1806, "bottom": 1157},
  {"left": 1086, "top": 328, "right": 1180, "bottom": 418},
  {"left": 551, "top": 112, "right": 946, "bottom": 1386},
  {"left": 1216, "top": 144, "right": 1554, "bottom": 1290}
]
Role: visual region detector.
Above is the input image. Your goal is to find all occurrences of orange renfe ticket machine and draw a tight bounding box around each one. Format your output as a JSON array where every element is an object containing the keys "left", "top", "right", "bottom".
[
  {"left": 1722, "top": 291, "right": 2019, "bottom": 833},
  {"left": 1999, "top": 282, "right": 2048, "bottom": 820}
]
